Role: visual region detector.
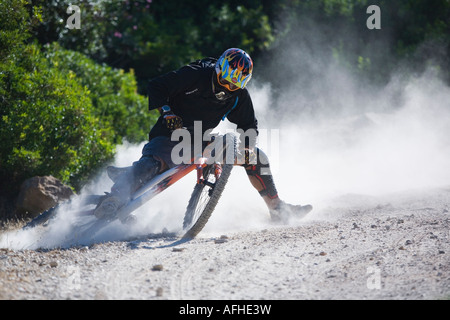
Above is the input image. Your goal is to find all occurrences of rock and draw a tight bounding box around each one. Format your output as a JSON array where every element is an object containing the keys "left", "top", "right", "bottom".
[
  {"left": 16, "top": 176, "right": 74, "bottom": 217},
  {"left": 152, "top": 264, "right": 163, "bottom": 271}
]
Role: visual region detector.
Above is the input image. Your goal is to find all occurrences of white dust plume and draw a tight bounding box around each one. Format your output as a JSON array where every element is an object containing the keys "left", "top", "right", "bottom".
[{"left": 2, "top": 39, "right": 450, "bottom": 248}]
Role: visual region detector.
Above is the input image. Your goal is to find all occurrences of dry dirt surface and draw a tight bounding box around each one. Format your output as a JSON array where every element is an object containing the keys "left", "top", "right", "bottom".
[{"left": 0, "top": 187, "right": 449, "bottom": 300}]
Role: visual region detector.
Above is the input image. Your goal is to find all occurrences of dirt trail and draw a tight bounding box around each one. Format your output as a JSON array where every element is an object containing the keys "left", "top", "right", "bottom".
[{"left": 0, "top": 187, "right": 449, "bottom": 300}]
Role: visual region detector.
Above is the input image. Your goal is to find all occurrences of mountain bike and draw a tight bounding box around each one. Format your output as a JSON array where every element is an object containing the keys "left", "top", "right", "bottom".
[{"left": 23, "top": 133, "right": 238, "bottom": 244}]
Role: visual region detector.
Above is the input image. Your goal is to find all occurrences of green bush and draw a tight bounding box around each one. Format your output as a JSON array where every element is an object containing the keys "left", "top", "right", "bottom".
[
  {"left": 0, "top": 0, "right": 30, "bottom": 61},
  {"left": 0, "top": 43, "right": 116, "bottom": 191},
  {"left": 43, "top": 43, "right": 158, "bottom": 144},
  {"left": 29, "top": 0, "right": 276, "bottom": 92},
  {"left": 0, "top": 0, "right": 157, "bottom": 195}
]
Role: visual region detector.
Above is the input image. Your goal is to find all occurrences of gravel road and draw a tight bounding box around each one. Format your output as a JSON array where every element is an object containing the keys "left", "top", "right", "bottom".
[{"left": 1, "top": 186, "right": 449, "bottom": 300}]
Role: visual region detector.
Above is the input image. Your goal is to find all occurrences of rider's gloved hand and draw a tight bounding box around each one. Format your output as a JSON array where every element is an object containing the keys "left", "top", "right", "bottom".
[
  {"left": 244, "top": 148, "right": 257, "bottom": 165},
  {"left": 161, "top": 105, "right": 183, "bottom": 131}
]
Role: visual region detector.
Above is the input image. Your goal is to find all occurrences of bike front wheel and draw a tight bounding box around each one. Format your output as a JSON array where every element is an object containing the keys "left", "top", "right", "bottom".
[{"left": 182, "top": 162, "right": 233, "bottom": 239}]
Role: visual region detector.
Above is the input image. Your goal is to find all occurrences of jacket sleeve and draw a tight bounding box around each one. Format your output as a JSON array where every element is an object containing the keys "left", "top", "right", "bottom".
[
  {"left": 226, "top": 89, "right": 259, "bottom": 149},
  {"left": 147, "top": 65, "right": 200, "bottom": 111}
]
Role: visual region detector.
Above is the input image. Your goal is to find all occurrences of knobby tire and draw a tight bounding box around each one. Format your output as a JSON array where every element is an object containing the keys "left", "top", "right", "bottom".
[
  {"left": 22, "top": 206, "right": 59, "bottom": 230},
  {"left": 22, "top": 195, "right": 104, "bottom": 231},
  {"left": 182, "top": 133, "right": 237, "bottom": 239},
  {"left": 182, "top": 163, "right": 233, "bottom": 239}
]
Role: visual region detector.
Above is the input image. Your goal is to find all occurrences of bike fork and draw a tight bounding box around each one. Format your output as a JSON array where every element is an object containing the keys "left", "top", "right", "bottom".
[
  {"left": 196, "top": 157, "right": 207, "bottom": 184},
  {"left": 196, "top": 159, "right": 222, "bottom": 188}
]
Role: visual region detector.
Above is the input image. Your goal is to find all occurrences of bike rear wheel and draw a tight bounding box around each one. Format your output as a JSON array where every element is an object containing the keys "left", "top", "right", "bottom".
[
  {"left": 22, "top": 206, "right": 59, "bottom": 230},
  {"left": 22, "top": 194, "right": 105, "bottom": 230}
]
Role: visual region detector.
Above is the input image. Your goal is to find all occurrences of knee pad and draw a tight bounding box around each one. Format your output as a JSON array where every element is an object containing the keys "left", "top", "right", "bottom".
[{"left": 243, "top": 148, "right": 278, "bottom": 199}]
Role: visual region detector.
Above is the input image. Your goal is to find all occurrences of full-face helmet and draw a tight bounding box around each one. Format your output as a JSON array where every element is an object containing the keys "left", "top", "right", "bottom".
[{"left": 215, "top": 48, "right": 253, "bottom": 92}]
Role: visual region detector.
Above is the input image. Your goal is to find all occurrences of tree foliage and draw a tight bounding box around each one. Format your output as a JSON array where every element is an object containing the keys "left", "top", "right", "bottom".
[
  {"left": 29, "top": 0, "right": 276, "bottom": 92},
  {"left": 0, "top": 42, "right": 114, "bottom": 191},
  {"left": 0, "top": 0, "right": 157, "bottom": 195},
  {"left": 43, "top": 44, "right": 156, "bottom": 144},
  {"left": 1, "top": 0, "right": 449, "bottom": 201}
]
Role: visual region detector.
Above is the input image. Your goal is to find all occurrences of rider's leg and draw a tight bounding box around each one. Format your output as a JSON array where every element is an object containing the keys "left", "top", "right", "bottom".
[
  {"left": 95, "top": 136, "right": 179, "bottom": 219},
  {"left": 94, "top": 155, "right": 162, "bottom": 219},
  {"left": 243, "top": 148, "right": 312, "bottom": 222}
]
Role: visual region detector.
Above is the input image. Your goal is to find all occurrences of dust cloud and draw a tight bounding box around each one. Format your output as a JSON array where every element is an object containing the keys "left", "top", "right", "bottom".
[
  {"left": 2, "top": 31, "right": 450, "bottom": 249},
  {"left": 208, "top": 33, "right": 450, "bottom": 233}
]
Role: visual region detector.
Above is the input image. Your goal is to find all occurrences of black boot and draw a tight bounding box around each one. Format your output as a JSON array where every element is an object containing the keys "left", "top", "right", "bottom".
[
  {"left": 94, "top": 157, "right": 161, "bottom": 220},
  {"left": 106, "top": 166, "right": 132, "bottom": 183},
  {"left": 270, "top": 201, "right": 313, "bottom": 223}
]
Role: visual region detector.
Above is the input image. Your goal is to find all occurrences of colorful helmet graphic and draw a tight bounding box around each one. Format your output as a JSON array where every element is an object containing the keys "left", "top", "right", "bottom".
[{"left": 215, "top": 48, "right": 253, "bottom": 91}]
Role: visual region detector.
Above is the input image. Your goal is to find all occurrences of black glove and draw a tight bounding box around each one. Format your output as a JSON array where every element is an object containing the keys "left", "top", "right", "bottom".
[
  {"left": 161, "top": 105, "right": 183, "bottom": 131},
  {"left": 244, "top": 148, "right": 257, "bottom": 165}
]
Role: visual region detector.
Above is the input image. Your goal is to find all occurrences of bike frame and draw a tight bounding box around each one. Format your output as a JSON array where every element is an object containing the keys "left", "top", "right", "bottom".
[
  {"left": 22, "top": 133, "right": 236, "bottom": 242},
  {"left": 115, "top": 157, "right": 209, "bottom": 222}
]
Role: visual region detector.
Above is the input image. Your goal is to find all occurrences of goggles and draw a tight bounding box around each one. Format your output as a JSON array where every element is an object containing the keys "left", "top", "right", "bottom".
[{"left": 217, "top": 72, "right": 240, "bottom": 91}]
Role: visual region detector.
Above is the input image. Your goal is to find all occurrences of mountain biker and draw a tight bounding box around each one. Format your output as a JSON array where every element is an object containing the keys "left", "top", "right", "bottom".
[{"left": 94, "top": 48, "right": 312, "bottom": 222}]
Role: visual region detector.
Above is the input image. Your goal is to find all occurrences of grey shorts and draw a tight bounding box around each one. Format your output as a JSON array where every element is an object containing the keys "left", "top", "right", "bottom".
[
  {"left": 140, "top": 135, "right": 210, "bottom": 168},
  {"left": 140, "top": 136, "right": 180, "bottom": 168}
]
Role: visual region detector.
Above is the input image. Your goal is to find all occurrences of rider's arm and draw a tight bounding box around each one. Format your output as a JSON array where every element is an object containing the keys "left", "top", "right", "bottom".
[
  {"left": 226, "top": 89, "right": 259, "bottom": 149},
  {"left": 147, "top": 65, "right": 201, "bottom": 111}
]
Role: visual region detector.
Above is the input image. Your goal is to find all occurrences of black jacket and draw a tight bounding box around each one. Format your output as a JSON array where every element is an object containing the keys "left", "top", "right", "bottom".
[{"left": 147, "top": 58, "right": 258, "bottom": 146}]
